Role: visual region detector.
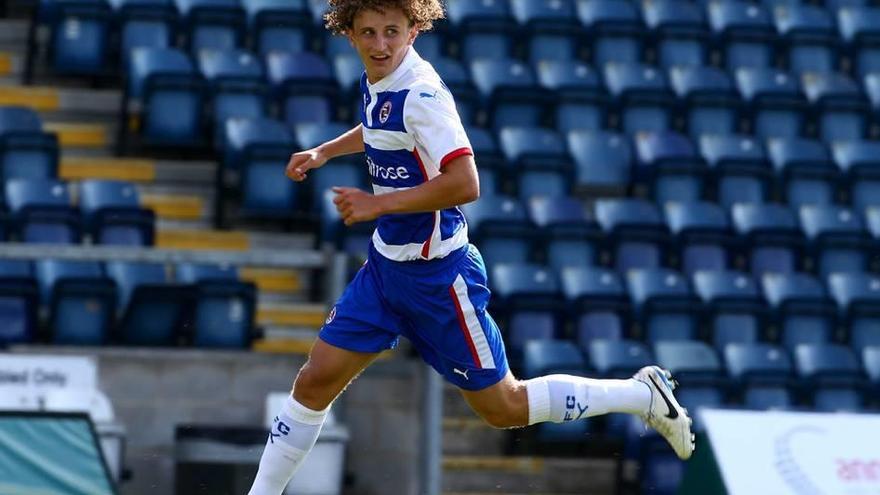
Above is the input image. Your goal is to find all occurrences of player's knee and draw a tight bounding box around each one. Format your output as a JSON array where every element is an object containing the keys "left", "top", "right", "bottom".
[
  {"left": 292, "top": 363, "right": 336, "bottom": 410},
  {"left": 475, "top": 407, "right": 520, "bottom": 429}
]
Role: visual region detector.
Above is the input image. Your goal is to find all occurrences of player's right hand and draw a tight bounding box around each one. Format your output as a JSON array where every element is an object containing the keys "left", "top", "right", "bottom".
[{"left": 285, "top": 148, "right": 328, "bottom": 181}]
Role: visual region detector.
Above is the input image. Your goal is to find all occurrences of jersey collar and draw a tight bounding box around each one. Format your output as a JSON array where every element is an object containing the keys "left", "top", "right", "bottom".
[{"left": 367, "top": 47, "right": 421, "bottom": 94}]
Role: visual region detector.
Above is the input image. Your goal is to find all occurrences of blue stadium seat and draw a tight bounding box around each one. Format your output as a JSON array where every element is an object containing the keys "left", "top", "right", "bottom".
[
  {"left": 498, "top": 126, "right": 571, "bottom": 199},
  {"left": 432, "top": 58, "right": 479, "bottom": 125},
  {"left": 318, "top": 189, "right": 375, "bottom": 260},
  {"left": 175, "top": 262, "right": 238, "bottom": 283},
  {"left": 730, "top": 203, "right": 802, "bottom": 276},
  {"left": 626, "top": 269, "right": 699, "bottom": 343},
  {"left": 222, "top": 118, "right": 298, "bottom": 220},
  {"left": 595, "top": 198, "right": 669, "bottom": 272},
  {"left": 306, "top": 0, "right": 328, "bottom": 27},
  {"left": 510, "top": 0, "right": 580, "bottom": 64},
  {"left": 536, "top": 61, "right": 607, "bottom": 133},
  {"left": 832, "top": 140, "right": 880, "bottom": 210},
  {"left": 528, "top": 196, "right": 599, "bottom": 270},
  {"left": 724, "top": 342, "right": 794, "bottom": 409},
  {"left": 587, "top": 339, "right": 653, "bottom": 377},
  {"left": 446, "top": 0, "right": 516, "bottom": 63},
  {"left": 762, "top": 272, "right": 836, "bottom": 351},
  {"left": 799, "top": 205, "right": 869, "bottom": 277},
  {"left": 699, "top": 135, "right": 771, "bottom": 208},
  {"left": 491, "top": 263, "right": 560, "bottom": 363},
  {"left": 460, "top": 196, "right": 534, "bottom": 272},
  {"left": 0, "top": 260, "right": 38, "bottom": 346},
  {"left": 742, "top": 385, "right": 793, "bottom": 410},
  {"left": 470, "top": 59, "right": 549, "bottom": 131},
  {"left": 36, "top": 259, "right": 115, "bottom": 345},
  {"left": 865, "top": 347, "right": 880, "bottom": 390},
  {"left": 522, "top": 339, "right": 586, "bottom": 378},
  {"left": 412, "top": 32, "right": 445, "bottom": 62},
  {"left": 114, "top": 0, "right": 177, "bottom": 64},
  {"left": 838, "top": 7, "right": 880, "bottom": 78},
  {"left": 865, "top": 72, "right": 880, "bottom": 122},
  {"left": 331, "top": 53, "right": 364, "bottom": 120},
  {"left": 45, "top": 0, "right": 113, "bottom": 75},
  {"left": 865, "top": 206, "right": 880, "bottom": 252},
  {"left": 561, "top": 267, "right": 629, "bottom": 347},
  {"left": 766, "top": 137, "right": 838, "bottom": 208},
  {"left": 708, "top": 1, "right": 775, "bottom": 71},
  {"left": 567, "top": 130, "right": 631, "bottom": 194},
  {"left": 126, "top": 48, "right": 206, "bottom": 147},
  {"left": 175, "top": 263, "right": 256, "bottom": 349},
  {"left": 693, "top": 271, "right": 765, "bottom": 349},
  {"left": 665, "top": 202, "right": 733, "bottom": 276},
  {"left": 603, "top": 63, "right": 674, "bottom": 133},
  {"left": 794, "top": 343, "right": 865, "bottom": 410},
  {"left": 265, "top": 51, "right": 337, "bottom": 126},
  {"left": 174, "top": 0, "right": 246, "bottom": 53},
  {"left": 105, "top": 261, "right": 193, "bottom": 346},
  {"left": 735, "top": 67, "right": 807, "bottom": 139},
  {"left": 669, "top": 65, "right": 740, "bottom": 137},
  {"left": 654, "top": 341, "right": 724, "bottom": 387},
  {"left": 826, "top": 272, "right": 880, "bottom": 353},
  {"left": 577, "top": 0, "right": 644, "bottom": 66},
  {"left": 633, "top": 131, "right": 705, "bottom": 203},
  {"left": 242, "top": 0, "right": 310, "bottom": 55},
  {"left": 321, "top": 31, "right": 354, "bottom": 59},
  {"left": 197, "top": 49, "right": 268, "bottom": 145},
  {"left": 293, "top": 122, "right": 366, "bottom": 209},
  {"left": 0, "top": 106, "right": 59, "bottom": 181},
  {"left": 801, "top": 72, "right": 868, "bottom": 142},
  {"left": 5, "top": 179, "right": 80, "bottom": 244},
  {"left": 464, "top": 126, "right": 505, "bottom": 193},
  {"left": 773, "top": 5, "right": 837, "bottom": 75},
  {"left": 78, "top": 180, "right": 154, "bottom": 246},
  {"left": 643, "top": 0, "right": 710, "bottom": 68}
]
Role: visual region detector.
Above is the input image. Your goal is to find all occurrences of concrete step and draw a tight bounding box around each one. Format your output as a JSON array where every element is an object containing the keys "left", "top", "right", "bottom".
[
  {"left": 60, "top": 155, "right": 216, "bottom": 185},
  {"left": 154, "top": 228, "right": 251, "bottom": 251},
  {"left": 442, "top": 456, "right": 616, "bottom": 495},
  {"left": 443, "top": 417, "right": 507, "bottom": 456},
  {"left": 44, "top": 121, "right": 111, "bottom": 149},
  {"left": 255, "top": 302, "right": 327, "bottom": 329},
  {"left": 240, "top": 267, "right": 303, "bottom": 295},
  {"left": 141, "top": 192, "right": 206, "bottom": 221},
  {"left": 0, "top": 84, "right": 120, "bottom": 116}
]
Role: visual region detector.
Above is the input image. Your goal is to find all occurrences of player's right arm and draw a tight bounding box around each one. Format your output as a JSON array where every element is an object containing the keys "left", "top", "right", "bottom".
[{"left": 286, "top": 124, "right": 365, "bottom": 181}]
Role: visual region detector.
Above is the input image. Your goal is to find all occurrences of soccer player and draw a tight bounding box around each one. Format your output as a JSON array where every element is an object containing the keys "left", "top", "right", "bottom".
[{"left": 247, "top": 1, "right": 695, "bottom": 493}]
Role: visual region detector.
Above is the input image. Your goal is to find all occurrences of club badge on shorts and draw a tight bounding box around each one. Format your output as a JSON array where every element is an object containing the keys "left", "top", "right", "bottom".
[{"left": 379, "top": 101, "right": 392, "bottom": 124}]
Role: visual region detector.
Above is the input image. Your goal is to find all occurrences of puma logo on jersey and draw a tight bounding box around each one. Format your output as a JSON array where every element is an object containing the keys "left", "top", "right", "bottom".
[
  {"left": 453, "top": 368, "right": 469, "bottom": 380},
  {"left": 419, "top": 91, "right": 437, "bottom": 99}
]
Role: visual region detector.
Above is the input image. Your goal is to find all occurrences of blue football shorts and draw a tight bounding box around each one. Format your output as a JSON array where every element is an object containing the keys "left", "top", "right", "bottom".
[{"left": 319, "top": 243, "right": 510, "bottom": 391}]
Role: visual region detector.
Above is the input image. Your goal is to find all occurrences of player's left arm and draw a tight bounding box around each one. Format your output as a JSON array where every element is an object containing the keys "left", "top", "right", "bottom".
[{"left": 332, "top": 155, "right": 478, "bottom": 225}]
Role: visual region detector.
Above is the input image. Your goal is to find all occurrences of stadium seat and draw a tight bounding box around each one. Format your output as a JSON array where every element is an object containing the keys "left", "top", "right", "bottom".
[
  {"left": 432, "top": 58, "right": 479, "bottom": 125},
  {"left": 198, "top": 49, "right": 268, "bottom": 145},
  {"left": 832, "top": 140, "right": 880, "bottom": 210},
  {"left": 603, "top": 63, "right": 674, "bottom": 133},
  {"left": 412, "top": 31, "right": 445, "bottom": 62},
  {"left": 766, "top": 137, "right": 838, "bottom": 208},
  {"left": 801, "top": 72, "right": 869, "bottom": 142},
  {"left": 0, "top": 260, "right": 38, "bottom": 346},
  {"left": 319, "top": 188, "right": 375, "bottom": 260},
  {"left": 460, "top": 196, "right": 534, "bottom": 272},
  {"left": 5, "top": 179, "right": 80, "bottom": 244},
  {"left": 114, "top": 0, "right": 177, "bottom": 64},
  {"left": 626, "top": 268, "right": 699, "bottom": 343},
  {"left": 664, "top": 202, "right": 733, "bottom": 276},
  {"left": 654, "top": 341, "right": 724, "bottom": 387},
  {"left": 175, "top": 263, "right": 238, "bottom": 283},
  {"left": 864, "top": 73, "right": 880, "bottom": 128},
  {"left": 724, "top": 343, "right": 794, "bottom": 409},
  {"left": 838, "top": 7, "right": 880, "bottom": 78},
  {"left": 125, "top": 48, "right": 206, "bottom": 147},
  {"left": 470, "top": 59, "right": 549, "bottom": 131},
  {"left": 293, "top": 122, "right": 368, "bottom": 210},
  {"left": 536, "top": 61, "right": 607, "bottom": 133},
  {"left": 735, "top": 67, "right": 807, "bottom": 139},
  {"left": 864, "top": 347, "right": 880, "bottom": 388},
  {"left": 242, "top": 0, "right": 310, "bottom": 55},
  {"left": 633, "top": 131, "right": 705, "bottom": 203},
  {"left": 794, "top": 343, "right": 865, "bottom": 410},
  {"left": 445, "top": 0, "right": 516, "bottom": 63},
  {"left": 587, "top": 339, "right": 653, "bottom": 377},
  {"left": 522, "top": 339, "right": 586, "bottom": 378},
  {"left": 36, "top": 259, "right": 115, "bottom": 345},
  {"left": 798, "top": 205, "right": 869, "bottom": 277},
  {"left": 331, "top": 53, "right": 364, "bottom": 120},
  {"left": 491, "top": 263, "right": 560, "bottom": 365},
  {"left": 174, "top": 0, "right": 246, "bottom": 53},
  {"left": 561, "top": 267, "right": 629, "bottom": 347},
  {"left": 45, "top": 0, "right": 113, "bottom": 75},
  {"left": 761, "top": 272, "right": 836, "bottom": 351},
  {"left": 577, "top": 0, "right": 644, "bottom": 66},
  {"left": 669, "top": 65, "right": 740, "bottom": 138},
  {"left": 306, "top": 0, "right": 329, "bottom": 27},
  {"left": 464, "top": 126, "right": 506, "bottom": 193},
  {"left": 643, "top": 0, "right": 710, "bottom": 68},
  {"left": 692, "top": 271, "right": 765, "bottom": 349},
  {"left": 510, "top": 0, "right": 580, "bottom": 64},
  {"left": 528, "top": 196, "right": 599, "bottom": 270},
  {"left": 773, "top": 5, "right": 837, "bottom": 75},
  {"left": 826, "top": 272, "right": 880, "bottom": 353},
  {"left": 730, "top": 203, "right": 802, "bottom": 276},
  {"left": 78, "top": 180, "right": 155, "bottom": 246},
  {"left": 594, "top": 198, "right": 669, "bottom": 272},
  {"left": 699, "top": 134, "right": 771, "bottom": 208},
  {"left": 567, "top": 130, "right": 631, "bottom": 195},
  {"left": 498, "top": 126, "right": 572, "bottom": 199},
  {"left": 708, "top": 1, "right": 775, "bottom": 71},
  {"left": 265, "top": 51, "right": 337, "bottom": 126},
  {"left": 670, "top": 386, "right": 725, "bottom": 432},
  {"left": 105, "top": 261, "right": 193, "bottom": 346},
  {"left": 0, "top": 106, "right": 59, "bottom": 181},
  {"left": 174, "top": 263, "right": 256, "bottom": 349}
]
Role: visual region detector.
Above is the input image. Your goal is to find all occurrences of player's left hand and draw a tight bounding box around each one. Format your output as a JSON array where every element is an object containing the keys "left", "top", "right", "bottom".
[{"left": 332, "top": 187, "right": 383, "bottom": 226}]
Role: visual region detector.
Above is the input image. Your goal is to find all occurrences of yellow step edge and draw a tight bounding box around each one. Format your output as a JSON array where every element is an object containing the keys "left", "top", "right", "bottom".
[
  {"left": 155, "top": 229, "right": 250, "bottom": 251},
  {"left": 0, "top": 86, "right": 59, "bottom": 110},
  {"left": 442, "top": 456, "right": 545, "bottom": 473},
  {"left": 44, "top": 122, "right": 107, "bottom": 148},
  {"left": 60, "top": 157, "right": 156, "bottom": 182},
  {"left": 0, "top": 53, "right": 12, "bottom": 77},
  {"left": 257, "top": 307, "right": 326, "bottom": 328},
  {"left": 141, "top": 194, "right": 203, "bottom": 220},
  {"left": 240, "top": 267, "right": 301, "bottom": 293}
]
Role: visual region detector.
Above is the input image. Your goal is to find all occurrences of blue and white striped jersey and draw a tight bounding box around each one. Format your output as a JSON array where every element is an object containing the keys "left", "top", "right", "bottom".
[{"left": 360, "top": 48, "right": 473, "bottom": 262}]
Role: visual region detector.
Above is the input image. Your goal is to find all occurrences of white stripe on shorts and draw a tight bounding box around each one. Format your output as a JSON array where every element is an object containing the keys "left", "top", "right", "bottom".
[{"left": 451, "top": 274, "right": 496, "bottom": 370}]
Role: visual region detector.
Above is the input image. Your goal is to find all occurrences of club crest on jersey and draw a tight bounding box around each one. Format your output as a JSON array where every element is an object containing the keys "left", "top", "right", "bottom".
[{"left": 379, "top": 101, "right": 392, "bottom": 124}]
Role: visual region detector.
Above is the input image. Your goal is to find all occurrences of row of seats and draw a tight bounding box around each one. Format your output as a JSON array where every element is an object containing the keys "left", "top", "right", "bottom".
[
  {"left": 0, "top": 258, "right": 256, "bottom": 348},
  {"left": 0, "top": 106, "right": 58, "bottom": 182}
]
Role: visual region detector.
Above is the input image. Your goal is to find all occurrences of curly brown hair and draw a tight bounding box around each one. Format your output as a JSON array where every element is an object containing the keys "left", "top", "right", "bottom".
[{"left": 324, "top": 0, "right": 446, "bottom": 35}]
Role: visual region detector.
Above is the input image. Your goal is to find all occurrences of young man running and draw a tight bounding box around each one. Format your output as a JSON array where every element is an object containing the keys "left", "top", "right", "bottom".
[{"left": 248, "top": 2, "right": 694, "bottom": 493}]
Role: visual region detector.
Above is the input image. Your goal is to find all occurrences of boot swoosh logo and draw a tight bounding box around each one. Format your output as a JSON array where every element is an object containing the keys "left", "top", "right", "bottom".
[{"left": 650, "top": 375, "right": 679, "bottom": 420}]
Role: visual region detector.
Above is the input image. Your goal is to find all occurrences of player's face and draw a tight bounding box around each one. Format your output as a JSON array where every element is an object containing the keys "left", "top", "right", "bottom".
[{"left": 348, "top": 7, "right": 418, "bottom": 83}]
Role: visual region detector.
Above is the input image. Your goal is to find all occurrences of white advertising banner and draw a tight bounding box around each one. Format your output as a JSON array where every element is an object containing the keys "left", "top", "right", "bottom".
[
  {"left": 701, "top": 409, "right": 880, "bottom": 495},
  {"left": 0, "top": 355, "right": 97, "bottom": 395}
]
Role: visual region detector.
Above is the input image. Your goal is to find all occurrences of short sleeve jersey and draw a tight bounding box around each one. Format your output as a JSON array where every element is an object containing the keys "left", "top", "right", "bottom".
[{"left": 359, "top": 48, "right": 473, "bottom": 262}]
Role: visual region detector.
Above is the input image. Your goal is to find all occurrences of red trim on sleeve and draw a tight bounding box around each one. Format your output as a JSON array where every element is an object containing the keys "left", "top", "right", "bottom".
[{"left": 440, "top": 147, "right": 474, "bottom": 169}]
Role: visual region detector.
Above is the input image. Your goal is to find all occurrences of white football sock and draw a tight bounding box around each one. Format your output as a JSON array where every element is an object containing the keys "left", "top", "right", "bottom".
[
  {"left": 248, "top": 395, "right": 329, "bottom": 495},
  {"left": 524, "top": 375, "right": 651, "bottom": 425}
]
